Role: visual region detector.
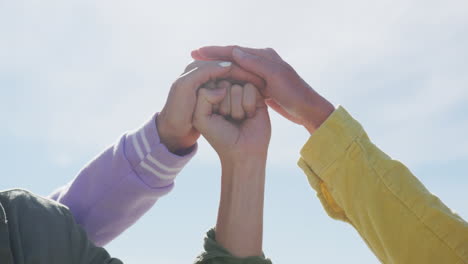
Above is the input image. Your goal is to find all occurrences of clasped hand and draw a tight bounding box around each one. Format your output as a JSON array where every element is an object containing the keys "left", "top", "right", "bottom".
[
  {"left": 158, "top": 60, "right": 271, "bottom": 165},
  {"left": 193, "top": 80, "right": 271, "bottom": 164},
  {"left": 155, "top": 48, "right": 335, "bottom": 258}
]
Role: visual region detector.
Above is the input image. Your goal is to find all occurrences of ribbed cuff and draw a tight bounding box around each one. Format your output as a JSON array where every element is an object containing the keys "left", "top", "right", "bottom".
[
  {"left": 299, "top": 105, "right": 363, "bottom": 176},
  {"left": 124, "top": 113, "right": 197, "bottom": 188},
  {"left": 297, "top": 105, "right": 363, "bottom": 222},
  {"left": 194, "top": 229, "right": 272, "bottom": 264}
]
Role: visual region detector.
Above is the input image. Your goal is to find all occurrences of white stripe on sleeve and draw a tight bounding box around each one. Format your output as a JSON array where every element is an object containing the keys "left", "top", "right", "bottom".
[
  {"left": 147, "top": 154, "right": 183, "bottom": 173},
  {"left": 140, "top": 129, "right": 151, "bottom": 153},
  {"left": 132, "top": 134, "right": 144, "bottom": 160},
  {"left": 140, "top": 161, "right": 176, "bottom": 180}
]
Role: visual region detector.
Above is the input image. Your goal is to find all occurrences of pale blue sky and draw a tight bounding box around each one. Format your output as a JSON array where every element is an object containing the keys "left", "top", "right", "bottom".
[{"left": 1, "top": 0, "right": 467, "bottom": 263}]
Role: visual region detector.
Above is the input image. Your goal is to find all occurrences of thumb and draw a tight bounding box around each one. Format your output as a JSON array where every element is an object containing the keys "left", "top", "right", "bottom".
[
  {"left": 193, "top": 87, "right": 226, "bottom": 133},
  {"left": 232, "top": 48, "right": 275, "bottom": 80}
]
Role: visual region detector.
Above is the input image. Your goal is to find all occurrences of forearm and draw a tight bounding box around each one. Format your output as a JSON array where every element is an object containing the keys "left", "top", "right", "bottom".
[
  {"left": 298, "top": 106, "right": 468, "bottom": 263},
  {"left": 215, "top": 158, "right": 267, "bottom": 258},
  {"left": 50, "top": 113, "right": 197, "bottom": 246}
]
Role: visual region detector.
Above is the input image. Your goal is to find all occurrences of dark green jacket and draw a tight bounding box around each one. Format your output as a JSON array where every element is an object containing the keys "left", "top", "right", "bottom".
[
  {"left": 0, "top": 189, "right": 271, "bottom": 264},
  {"left": 194, "top": 229, "right": 272, "bottom": 264},
  {"left": 0, "top": 189, "right": 122, "bottom": 264}
]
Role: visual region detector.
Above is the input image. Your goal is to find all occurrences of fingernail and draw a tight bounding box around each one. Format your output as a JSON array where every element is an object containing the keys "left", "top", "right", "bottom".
[
  {"left": 191, "top": 50, "right": 199, "bottom": 58},
  {"left": 219, "top": 61, "right": 232, "bottom": 67}
]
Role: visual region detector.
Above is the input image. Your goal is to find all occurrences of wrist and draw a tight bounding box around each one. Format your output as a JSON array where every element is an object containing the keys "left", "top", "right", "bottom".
[
  {"left": 219, "top": 148, "right": 269, "bottom": 166},
  {"left": 156, "top": 113, "right": 197, "bottom": 154},
  {"left": 221, "top": 157, "right": 266, "bottom": 183},
  {"left": 300, "top": 95, "right": 335, "bottom": 134},
  {"left": 220, "top": 154, "right": 267, "bottom": 173}
]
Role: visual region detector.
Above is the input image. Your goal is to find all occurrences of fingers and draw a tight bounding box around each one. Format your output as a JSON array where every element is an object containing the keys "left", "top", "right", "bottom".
[
  {"left": 230, "top": 84, "right": 245, "bottom": 120},
  {"left": 219, "top": 82, "right": 231, "bottom": 116},
  {"left": 205, "top": 81, "right": 216, "bottom": 90},
  {"left": 191, "top": 46, "right": 282, "bottom": 80},
  {"left": 181, "top": 60, "right": 265, "bottom": 90},
  {"left": 213, "top": 82, "right": 262, "bottom": 120},
  {"left": 193, "top": 46, "right": 280, "bottom": 62},
  {"left": 227, "top": 63, "right": 266, "bottom": 90},
  {"left": 177, "top": 61, "right": 233, "bottom": 92},
  {"left": 242, "top": 83, "right": 258, "bottom": 118},
  {"left": 231, "top": 48, "right": 277, "bottom": 80},
  {"left": 193, "top": 87, "right": 227, "bottom": 132},
  {"left": 213, "top": 80, "right": 231, "bottom": 113},
  {"left": 191, "top": 47, "right": 233, "bottom": 62}
]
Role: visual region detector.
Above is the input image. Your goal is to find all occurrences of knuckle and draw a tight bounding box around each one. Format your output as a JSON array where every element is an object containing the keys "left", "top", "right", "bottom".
[
  {"left": 265, "top": 47, "right": 278, "bottom": 56},
  {"left": 192, "top": 112, "right": 201, "bottom": 122},
  {"left": 217, "top": 80, "right": 231, "bottom": 88},
  {"left": 184, "top": 61, "right": 198, "bottom": 73},
  {"left": 192, "top": 116, "right": 203, "bottom": 129},
  {"left": 270, "top": 64, "right": 288, "bottom": 77},
  {"left": 242, "top": 101, "right": 255, "bottom": 112},
  {"left": 197, "top": 87, "right": 209, "bottom": 97},
  {"left": 172, "top": 77, "right": 184, "bottom": 90},
  {"left": 230, "top": 85, "right": 243, "bottom": 96},
  {"left": 219, "top": 108, "right": 228, "bottom": 116},
  {"left": 220, "top": 104, "right": 230, "bottom": 116},
  {"left": 244, "top": 82, "right": 255, "bottom": 90},
  {"left": 231, "top": 111, "right": 244, "bottom": 120},
  {"left": 205, "top": 81, "right": 216, "bottom": 89},
  {"left": 252, "top": 55, "right": 265, "bottom": 65},
  {"left": 232, "top": 45, "right": 241, "bottom": 51}
]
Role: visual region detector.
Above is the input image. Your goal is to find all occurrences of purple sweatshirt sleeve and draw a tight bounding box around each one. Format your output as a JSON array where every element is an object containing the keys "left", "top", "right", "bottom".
[{"left": 49, "top": 113, "right": 197, "bottom": 246}]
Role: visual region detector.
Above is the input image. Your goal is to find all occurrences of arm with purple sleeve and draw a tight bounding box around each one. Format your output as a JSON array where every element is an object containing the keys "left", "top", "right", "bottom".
[{"left": 49, "top": 113, "right": 197, "bottom": 246}]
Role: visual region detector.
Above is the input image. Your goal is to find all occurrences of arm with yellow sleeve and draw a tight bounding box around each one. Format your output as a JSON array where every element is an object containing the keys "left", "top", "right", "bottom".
[
  {"left": 298, "top": 106, "right": 468, "bottom": 264},
  {"left": 190, "top": 44, "right": 468, "bottom": 264}
]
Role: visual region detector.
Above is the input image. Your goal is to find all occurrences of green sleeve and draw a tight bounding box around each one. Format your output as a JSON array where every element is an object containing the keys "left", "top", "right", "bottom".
[
  {"left": 0, "top": 189, "right": 123, "bottom": 264},
  {"left": 194, "top": 229, "right": 272, "bottom": 264},
  {"left": 65, "top": 206, "right": 124, "bottom": 264}
]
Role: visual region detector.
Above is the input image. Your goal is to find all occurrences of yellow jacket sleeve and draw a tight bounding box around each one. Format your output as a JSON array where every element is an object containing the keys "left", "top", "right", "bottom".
[{"left": 298, "top": 106, "right": 468, "bottom": 264}]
